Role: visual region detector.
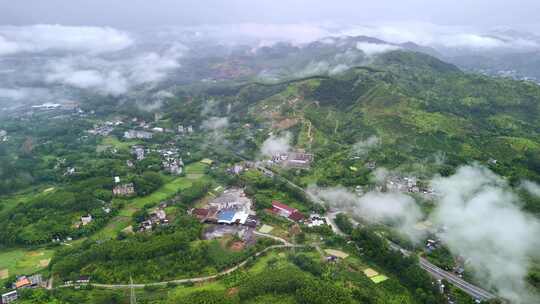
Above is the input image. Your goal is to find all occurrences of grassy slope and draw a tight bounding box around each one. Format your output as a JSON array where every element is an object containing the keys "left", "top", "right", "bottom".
[{"left": 92, "top": 164, "right": 211, "bottom": 241}]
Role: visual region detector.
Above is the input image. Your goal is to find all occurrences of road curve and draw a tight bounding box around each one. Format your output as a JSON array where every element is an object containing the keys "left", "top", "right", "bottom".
[
  {"left": 231, "top": 149, "right": 498, "bottom": 301},
  {"left": 74, "top": 244, "right": 304, "bottom": 289}
]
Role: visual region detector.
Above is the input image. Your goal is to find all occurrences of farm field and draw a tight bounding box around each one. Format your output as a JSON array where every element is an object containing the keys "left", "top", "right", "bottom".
[
  {"left": 0, "top": 248, "right": 54, "bottom": 279},
  {"left": 92, "top": 173, "right": 209, "bottom": 241}
]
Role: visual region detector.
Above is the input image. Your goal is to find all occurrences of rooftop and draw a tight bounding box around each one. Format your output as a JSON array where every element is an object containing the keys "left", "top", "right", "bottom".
[{"left": 218, "top": 210, "right": 236, "bottom": 223}]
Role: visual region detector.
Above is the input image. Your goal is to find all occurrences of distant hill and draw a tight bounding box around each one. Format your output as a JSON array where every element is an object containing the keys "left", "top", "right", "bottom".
[{"left": 192, "top": 49, "right": 540, "bottom": 206}]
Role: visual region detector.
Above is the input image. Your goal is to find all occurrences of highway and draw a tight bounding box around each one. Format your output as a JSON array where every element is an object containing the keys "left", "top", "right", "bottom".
[
  {"left": 258, "top": 161, "right": 498, "bottom": 302},
  {"left": 418, "top": 257, "right": 496, "bottom": 301},
  {"left": 230, "top": 149, "right": 498, "bottom": 301}
]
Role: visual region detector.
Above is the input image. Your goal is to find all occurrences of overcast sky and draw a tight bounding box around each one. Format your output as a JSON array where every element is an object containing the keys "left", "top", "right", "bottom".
[{"left": 1, "top": 0, "right": 540, "bottom": 30}]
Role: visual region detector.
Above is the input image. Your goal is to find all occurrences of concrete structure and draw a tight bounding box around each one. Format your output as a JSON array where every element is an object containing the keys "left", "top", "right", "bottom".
[
  {"left": 124, "top": 130, "right": 153, "bottom": 140},
  {"left": 217, "top": 210, "right": 237, "bottom": 224},
  {"left": 270, "top": 201, "right": 304, "bottom": 221},
  {"left": 81, "top": 215, "right": 93, "bottom": 226},
  {"left": 270, "top": 152, "right": 314, "bottom": 169},
  {"left": 113, "top": 183, "right": 135, "bottom": 197},
  {"left": 132, "top": 146, "right": 146, "bottom": 161},
  {"left": 1, "top": 290, "right": 17, "bottom": 304}
]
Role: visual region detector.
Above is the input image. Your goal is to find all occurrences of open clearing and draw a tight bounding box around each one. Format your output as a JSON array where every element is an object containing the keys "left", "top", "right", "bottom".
[
  {"left": 92, "top": 173, "right": 210, "bottom": 240},
  {"left": 0, "top": 248, "right": 54, "bottom": 277},
  {"left": 324, "top": 249, "right": 349, "bottom": 259},
  {"left": 259, "top": 224, "right": 274, "bottom": 234},
  {"left": 370, "top": 275, "right": 389, "bottom": 284}
]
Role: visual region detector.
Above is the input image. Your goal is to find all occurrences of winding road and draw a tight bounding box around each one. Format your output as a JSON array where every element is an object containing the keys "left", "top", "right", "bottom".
[
  {"left": 62, "top": 243, "right": 305, "bottom": 289},
  {"left": 77, "top": 148, "right": 496, "bottom": 300},
  {"left": 251, "top": 157, "right": 498, "bottom": 301}
]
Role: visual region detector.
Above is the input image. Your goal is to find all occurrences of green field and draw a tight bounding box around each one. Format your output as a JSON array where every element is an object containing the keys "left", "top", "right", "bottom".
[
  {"left": 92, "top": 174, "right": 208, "bottom": 241},
  {"left": 0, "top": 248, "right": 54, "bottom": 279},
  {"left": 100, "top": 136, "right": 141, "bottom": 151}
]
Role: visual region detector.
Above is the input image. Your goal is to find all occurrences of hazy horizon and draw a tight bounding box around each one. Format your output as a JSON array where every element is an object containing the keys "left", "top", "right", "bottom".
[{"left": 2, "top": 0, "right": 540, "bottom": 31}]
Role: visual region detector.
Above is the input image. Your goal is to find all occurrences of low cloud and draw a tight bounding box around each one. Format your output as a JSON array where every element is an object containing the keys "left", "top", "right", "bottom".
[
  {"left": 46, "top": 60, "right": 128, "bottom": 95},
  {"left": 0, "top": 88, "right": 27, "bottom": 100},
  {"left": 44, "top": 43, "right": 186, "bottom": 95},
  {"left": 261, "top": 132, "right": 292, "bottom": 156},
  {"left": 430, "top": 165, "right": 540, "bottom": 303},
  {"left": 521, "top": 180, "right": 540, "bottom": 197},
  {"left": 308, "top": 185, "right": 424, "bottom": 240},
  {"left": 351, "top": 135, "right": 380, "bottom": 157},
  {"left": 309, "top": 164, "right": 540, "bottom": 302},
  {"left": 201, "top": 116, "right": 229, "bottom": 131},
  {"left": 0, "top": 24, "right": 133, "bottom": 56},
  {"left": 340, "top": 23, "right": 540, "bottom": 51},
  {"left": 356, "top": 42, "right": 401, "bottom": 56}
]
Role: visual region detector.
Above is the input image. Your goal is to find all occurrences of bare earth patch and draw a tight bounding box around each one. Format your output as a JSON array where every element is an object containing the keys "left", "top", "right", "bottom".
[
  {"left": 0, "top": 269, "right": 8, "bottom": 279},
  {"left": 27, "top": 251, "right": 44, "bottom": 257},
  {"left": 229, "top": 241, "right": 245, "bottom": 252},
  {"left": 227, "top": 287, "right": 239, "bottom": 296},
  {"left": 39, "top": 259, "right": 51, "bottom": 267}
]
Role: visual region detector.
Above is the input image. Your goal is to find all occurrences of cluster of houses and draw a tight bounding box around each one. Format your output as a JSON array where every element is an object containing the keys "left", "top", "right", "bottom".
[
  {"left": 131, "top": 145, "right": 146, "bottom": 160},
  {"left": 129, "top": 145, "right": 184, "bottom": 175},
  {"left": 269, "top": 151, "right": 314, "bottom": 169},
  {"left": 1, "top": 274, "right": 46, "bottom": 303},
  {"left": 158, "top": 147, "right": 184, "bottom": 175},
  {"left": 124, "top": 130, "right": 153, "bottom": 140},
  {"left": 139, "top": 208, "right": 169, "bottom": 232},
  {"left": 87, "top": 121, "right": 122, "bottom": 136},
  {"left": 113, "top": 183, "right": 135, "bottom": 197},
  {"left": 177, "top": 125, "right": 194, "bottom": 134},
  {"left": 191, "top": 188, "right": 258, "bottom": 228},
  {"left": 306, "top": 214, "right": 327, "bottom": 227},
  {"left": 381, "top": 175, "right": 435, "bottom": 195}
]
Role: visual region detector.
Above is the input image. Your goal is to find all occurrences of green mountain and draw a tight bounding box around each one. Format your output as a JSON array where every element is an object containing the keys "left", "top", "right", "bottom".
[{"left": 190, "top": 50, "right": 540, "bottom": 207}]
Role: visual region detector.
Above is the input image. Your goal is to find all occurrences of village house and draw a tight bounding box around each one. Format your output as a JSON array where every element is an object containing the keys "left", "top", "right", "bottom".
[
  {"left": 270, "top": 152, "right": 314, "bottom": 169},
  {"left": 286, "top": 152, "right": 314, "bottom": 168},
  {"left": 177, "top": 125, "right": 194, "bottom": 134},
  {"left": 113, "top": 183, "right": 135, "bottom": 197},
  {"left": 76, "top": 276, "right": 90, "bottom": 284},
  {"left": 306, "top": 214, "right": 327, "bottom": 227},
  {"left": 162, "top": 159, "right": 183, "bottom": 175},
  {"left": 131, "top": 145, "right": 146, "bottom": 160},
  {"left": 124, "top": 130, "right": 153, "bottom": 140},
  {"left": 227, "top": 164, "right": 245, "bottom": 175},
  {"left": 139, "top": 208, "right": 168, "bottom": 232},
  {"left": 269, "top": 201, "right": 304, "bottom": 222},
  {"left": 31, "top": 103, "right": 61, "bottom": 110},
  {"left": 13, "top": 274, "right": 42, "bottom": 289},
  {"left": 87, "top": 124, "right": 114, "bottom": 136},
  {"left": 64, "top": 167, "right": 76, "bottom": 176},
  {"left": 81, "top": 215, "right": 93, "bottom": 226},
  {"left": 1, "top": 290, "right": 17, "bottom": 304}
]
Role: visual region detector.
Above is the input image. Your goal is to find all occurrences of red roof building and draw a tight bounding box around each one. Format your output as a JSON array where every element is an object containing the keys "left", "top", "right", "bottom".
[
  {"left": 193, "top": 208, "right": 209, "bottom": 217},
  {"left": 271, "top": 201, "right": 304, "bottom": 222}
]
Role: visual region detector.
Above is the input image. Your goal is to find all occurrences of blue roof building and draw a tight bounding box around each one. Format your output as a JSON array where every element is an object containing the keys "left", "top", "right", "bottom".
[{"left": 217, "top": 210, "right": 236, "bottom": 224}]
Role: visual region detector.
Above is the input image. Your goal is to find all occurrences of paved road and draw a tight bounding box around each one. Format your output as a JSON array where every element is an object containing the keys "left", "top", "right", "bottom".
[
  {"left": 419, "top": 257, "right": 496, "bottom": 301},
  {"left": 253, "top": 231, "right": 292, "bottom": 245},
  {"left": 232, "top": 149, "right": 498, "bottom": 301},
  {"left": 263, "top": 166, "right": 498, "bottom": 301},
  {"left": 63, "top": 244, "right": 304, "bottom": 289}
]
